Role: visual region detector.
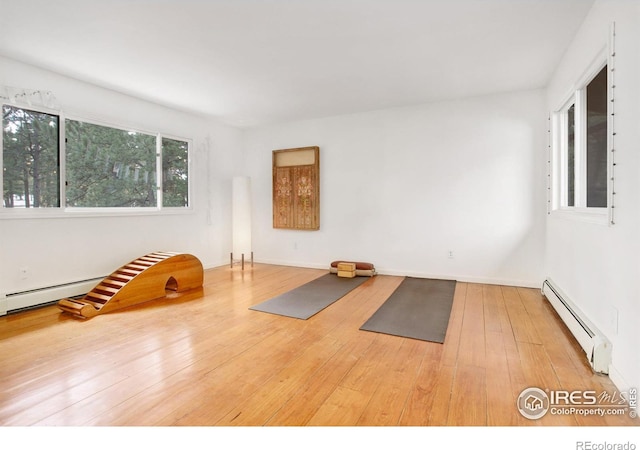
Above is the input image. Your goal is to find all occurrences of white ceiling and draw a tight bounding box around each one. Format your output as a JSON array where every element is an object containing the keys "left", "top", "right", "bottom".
[{"left": 0, "top": 0, "right": 594, "bottom": 127}]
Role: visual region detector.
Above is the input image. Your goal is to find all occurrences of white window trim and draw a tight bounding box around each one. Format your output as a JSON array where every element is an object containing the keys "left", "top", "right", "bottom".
[
  {"left": 554, "top": 96, "right": 574, "bottom": 209},
  {"left": 1, "top": 104, "right": 194, "bottom": 219},
  {"left": 549, "top": 46, "right": 610, "bottom": 226}
]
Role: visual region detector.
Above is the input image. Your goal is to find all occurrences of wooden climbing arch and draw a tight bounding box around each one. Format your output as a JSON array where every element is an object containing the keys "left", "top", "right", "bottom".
[{"left": 57, "top": 252, "right": 204, "bottom": 319}]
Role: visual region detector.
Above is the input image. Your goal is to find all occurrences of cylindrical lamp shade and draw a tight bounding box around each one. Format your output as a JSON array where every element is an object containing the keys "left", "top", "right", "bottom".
[{"left": 232, "top": 176, "right": 252, "bottom": 257}]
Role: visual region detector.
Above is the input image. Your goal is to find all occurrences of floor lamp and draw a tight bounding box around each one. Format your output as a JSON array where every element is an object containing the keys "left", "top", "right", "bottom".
[{"left": 231, "top": 176, "right": 253, "bottom": 269}]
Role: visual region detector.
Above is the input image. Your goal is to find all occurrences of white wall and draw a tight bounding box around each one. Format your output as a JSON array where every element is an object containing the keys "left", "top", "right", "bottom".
[
  {"left": 243, "top": 89, "right": 547, "bottom": 287},
  {"left": 0, "top": 57, "right": 242, "bottom": 303},
  {"left": 545, "top": 0, "right": 640, "bottom": 392}
]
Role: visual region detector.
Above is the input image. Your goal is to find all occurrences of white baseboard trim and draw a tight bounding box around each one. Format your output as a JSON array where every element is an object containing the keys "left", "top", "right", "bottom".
[
  {"left": 250, "top": 258, "right": 541, "bottom": 288},
  {"left": 246, "top": 258, "right": 326, "bottom": 270},
  {"left": 3, "top": 277, "right": 105, "bottom": 314},
  {"left": 377, "top": 268, "right": 540, "bottom": 289},
  {"left": 203, "top": 260, "right": 229, "bottom": 270},
  {"left": 608, "top": 364, "right": 636, "bottom": 397}
]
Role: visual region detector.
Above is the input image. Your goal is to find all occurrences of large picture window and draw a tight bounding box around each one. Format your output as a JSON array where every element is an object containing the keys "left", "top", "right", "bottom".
[
  {"left": 553, "top": 63, "right": 609, "bottom": 215},
  {"left": 1, "top": 105, "right": 191, "bottom": 213},
  {"left": 66, "top": 120, "right": 157, "bottom": 208}
]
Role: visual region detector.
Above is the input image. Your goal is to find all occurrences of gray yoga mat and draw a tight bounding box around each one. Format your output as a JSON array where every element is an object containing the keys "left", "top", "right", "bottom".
[
  {"left": 249, "top": 273, "right": 370, "bottom": 320},
  {"left": 360, "top": 277, "right": 456, "bottom": 343}
]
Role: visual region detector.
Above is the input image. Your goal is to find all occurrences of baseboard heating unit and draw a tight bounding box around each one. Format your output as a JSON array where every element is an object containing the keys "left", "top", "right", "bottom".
[
  {"left": 541, "top": 279, "right": 611, "bottom": 374},
  {"left": 1, "top": 277, "right": 104, "bottom": 316}
]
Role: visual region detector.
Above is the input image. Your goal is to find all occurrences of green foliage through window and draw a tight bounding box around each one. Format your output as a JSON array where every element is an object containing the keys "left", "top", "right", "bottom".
[
  {"left": 2, "top": 105, "right": 60, "bottom": 208},
  {"left": 66, "top": 120, "right": 157, "bottom": 207},
  {"left": 162, "top": 137, "right": 189, "bottom": 207},
  {"left": 2, "top": 105, "right": 190, "bottom": 210}
]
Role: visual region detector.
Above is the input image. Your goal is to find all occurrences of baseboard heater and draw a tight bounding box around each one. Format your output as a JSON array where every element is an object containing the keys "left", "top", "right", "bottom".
[
  {"left": 0, "top": 277, "right": 105, "bottom": 316},
  {"left": 541, "top": 279, "right": 611, "bottom": 374}
]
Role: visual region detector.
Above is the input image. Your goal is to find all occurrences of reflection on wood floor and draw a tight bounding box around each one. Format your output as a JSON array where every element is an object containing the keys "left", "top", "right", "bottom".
[{"left": 0, "top": 264, "right": 636, "bottom": 426}]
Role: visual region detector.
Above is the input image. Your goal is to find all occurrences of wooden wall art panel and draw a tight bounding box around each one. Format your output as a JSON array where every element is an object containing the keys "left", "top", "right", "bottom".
[{"left": 273, "top": 146, "right": 319, "bottom": 230}]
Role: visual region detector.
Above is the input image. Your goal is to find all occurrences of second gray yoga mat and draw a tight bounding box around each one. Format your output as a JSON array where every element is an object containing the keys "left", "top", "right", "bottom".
[
  {"left": 360, "top": 277, "right": 456, "bottom": 343},
  {"left": 249, "top": 273, "right": 370, "bottom": 320}
]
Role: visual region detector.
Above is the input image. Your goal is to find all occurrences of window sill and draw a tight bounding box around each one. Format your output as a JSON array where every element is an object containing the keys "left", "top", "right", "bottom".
[
  {"left": 0, "top": 207, "right": 194, "bottom": 220},
  {"left": 549, "top": 207, "right": 610, "bottom": 226}
]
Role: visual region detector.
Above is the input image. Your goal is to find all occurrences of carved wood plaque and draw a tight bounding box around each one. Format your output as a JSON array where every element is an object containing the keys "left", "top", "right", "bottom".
[{"left": 273, "top": 146, "right": 319, "bottom": 230}]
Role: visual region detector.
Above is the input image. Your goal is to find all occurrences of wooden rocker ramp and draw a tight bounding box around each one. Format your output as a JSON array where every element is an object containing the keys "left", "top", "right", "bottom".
[{"left": 58, "top": 252, "right": 204, "bottom": 319}]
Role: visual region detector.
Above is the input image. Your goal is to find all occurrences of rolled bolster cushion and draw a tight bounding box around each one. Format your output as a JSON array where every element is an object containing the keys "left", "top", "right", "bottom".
[
  {"left": 330, "top": 267, "right": 376, "bottom": 277},
  {"left": 330, "top": 261, "right": 375, "bottom": 271},
  {"left": 330, "top": 260, "right": 376, "bottom": 277}
]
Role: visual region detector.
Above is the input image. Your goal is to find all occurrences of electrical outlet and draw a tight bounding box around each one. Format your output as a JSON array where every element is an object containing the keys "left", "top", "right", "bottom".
[{"left": 448, "top": 250, "right": 454, "bottom": 259}]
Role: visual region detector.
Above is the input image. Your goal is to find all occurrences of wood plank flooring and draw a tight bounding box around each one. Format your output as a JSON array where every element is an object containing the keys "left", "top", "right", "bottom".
[{"left": 0, "top": 264, "right": 637, "bottom": 427}]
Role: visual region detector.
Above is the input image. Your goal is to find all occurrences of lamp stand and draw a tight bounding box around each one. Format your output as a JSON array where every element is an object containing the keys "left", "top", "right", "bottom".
[{"left": 230, "top": 251, "right": 254, "bottom": 270}]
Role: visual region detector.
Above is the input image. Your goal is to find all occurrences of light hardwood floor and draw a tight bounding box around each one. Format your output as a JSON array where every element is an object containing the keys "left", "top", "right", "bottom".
[{"left": 0, "top": 264, "right": 637, "bottom": 426}]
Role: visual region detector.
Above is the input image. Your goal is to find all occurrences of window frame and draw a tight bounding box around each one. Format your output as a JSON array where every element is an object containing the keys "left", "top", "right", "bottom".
[
  {"left": 1, "top": 104, "right": 193, "bottom": 219},
  {"left": 550, "top": 49, "right": 611, "bottom": 225}
]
